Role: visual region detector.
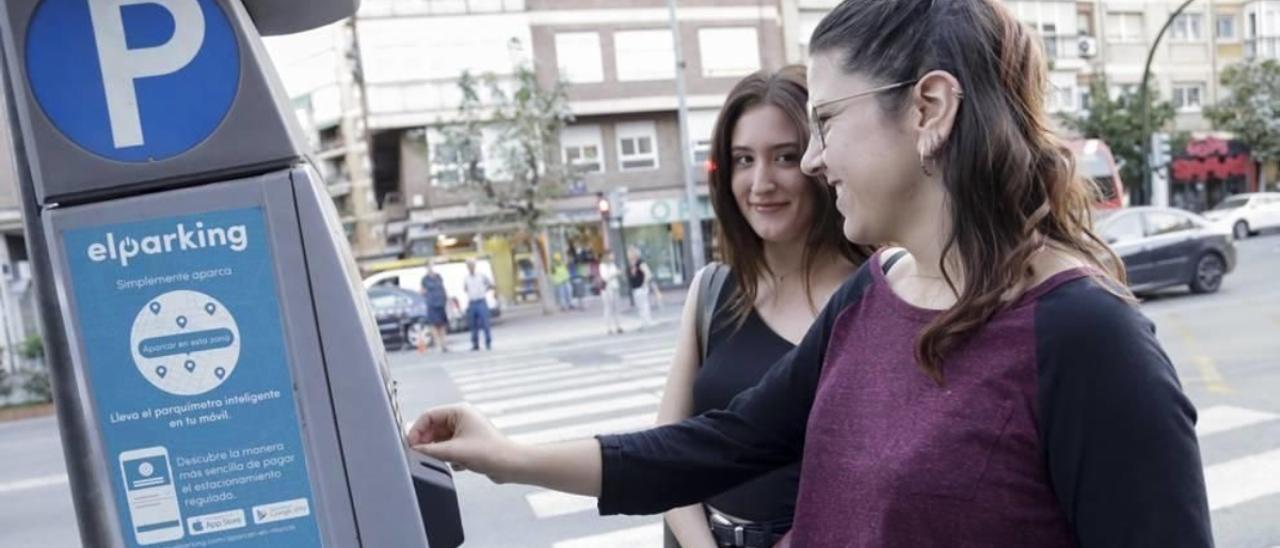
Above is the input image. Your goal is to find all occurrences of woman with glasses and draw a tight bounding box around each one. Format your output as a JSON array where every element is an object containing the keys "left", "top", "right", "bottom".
[{"left": 407, "top": 1, "right": 1212, "bottom": 545}]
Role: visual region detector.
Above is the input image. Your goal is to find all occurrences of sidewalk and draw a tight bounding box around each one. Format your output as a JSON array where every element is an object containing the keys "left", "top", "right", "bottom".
[{"left": 434, "top": 288, "right": 688, "bottom": 355}]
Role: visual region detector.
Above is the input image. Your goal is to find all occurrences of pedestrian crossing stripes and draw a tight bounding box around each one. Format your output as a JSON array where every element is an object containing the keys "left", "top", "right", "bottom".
[
  {"left": 439, "top": 337, "right": 1280, "bottom": 547},
  {"left": 457, "top": 365, "right": 612, "bottom": 392},
  {"left": 525, "top": 489, "right": 598, "bottom": 519},
  {"left": 451, "top": 360, "right": 566, "bottom": 384},
  {"left": 442, "top": 338, "right": 675, "bottom": 546},
  {"left": 510, "top": 412, "right": 658, "bottom": 445},
  {"left": 1205, "top": 448, "right": 1280, "bottom": 511},
  {"left": 475, "top": 376, "right": 668, "bottom": 415},
  {"left": 467, "top": 365, "right": 668, "bottom": 403},
  {"left": 491, "top": 394, "right": 659, "bottom": 430},
  {"left": 1195, "top": 405, "right": 1278, "bottom": 437},
  {"left": 1197, "top": 404, "right": 1280, "bottom": 514},
  {"left": 617, "top": 348, "right": 677, "bottom": 361},
  {"left": 455, "top": 363, "right": 576, "bottom": 389},
  {"left": 0, "top": 473, "right": 68, "bottom": 494}
]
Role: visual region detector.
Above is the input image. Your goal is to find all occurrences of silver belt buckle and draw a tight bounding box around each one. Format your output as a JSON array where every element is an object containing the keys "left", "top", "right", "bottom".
[{"left": 734, "top": 525, "right": 745, "bottom": 547}]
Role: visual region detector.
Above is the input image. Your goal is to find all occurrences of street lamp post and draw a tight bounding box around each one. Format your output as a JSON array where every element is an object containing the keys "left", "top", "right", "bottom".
[
  {"left": 1140, "top": 0, "right": 1198, "bottom": 205},
  {"left": 598, "top": 192, "right": 634, "bottom": 306},
  {"left": 667, "top": 0, "right": 707, "bottom": 275},
  {"left": 614, "top": 216, "right": 634, "bottom": 307}
]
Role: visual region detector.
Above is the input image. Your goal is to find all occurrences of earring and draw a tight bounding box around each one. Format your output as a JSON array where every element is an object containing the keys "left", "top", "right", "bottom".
[{"left": 919, "top": 134, "right": 938, "bottom": 177}]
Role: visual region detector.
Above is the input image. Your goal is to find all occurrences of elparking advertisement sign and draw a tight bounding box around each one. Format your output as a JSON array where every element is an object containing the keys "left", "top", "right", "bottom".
[{"left": 62, "top": 207, "right": 322, "bottom": 547}]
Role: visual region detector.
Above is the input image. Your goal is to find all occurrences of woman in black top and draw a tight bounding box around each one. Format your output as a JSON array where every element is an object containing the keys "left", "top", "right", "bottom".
[{"left": 655, "top": 67, "right": 871, "bottom": 548}]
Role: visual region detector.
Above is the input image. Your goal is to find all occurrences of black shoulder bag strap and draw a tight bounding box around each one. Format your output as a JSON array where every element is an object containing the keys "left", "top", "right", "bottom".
[
  {"left": 666, "top": 262, "right": 729, "bottom": 548},
  {"left": 694, "top": 262, "right": 730, "bottom": 365}
]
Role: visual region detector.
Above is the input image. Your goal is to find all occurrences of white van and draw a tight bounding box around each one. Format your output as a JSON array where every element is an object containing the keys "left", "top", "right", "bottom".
[{"left": 363, "top": 259, "right": 502, "bottom": 332}]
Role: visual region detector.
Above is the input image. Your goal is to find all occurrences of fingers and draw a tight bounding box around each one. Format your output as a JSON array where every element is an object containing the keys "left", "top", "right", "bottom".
[
  {"left": 413, "top": 440, "right": 455, "bottom": 462},
  {"left": 413, "top": 440, "right": 473, "bottom": 473},
  {"left": 406, "top": 405, "right": 460, "bottom": 446},
  {"left": 406, "top": 412, "right": 435, "bottom": 446}
]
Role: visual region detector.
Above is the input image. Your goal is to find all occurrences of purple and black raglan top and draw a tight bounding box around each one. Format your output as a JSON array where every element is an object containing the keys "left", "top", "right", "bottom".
[{"left": 596, "top": 251, "right": 1212, "bottom": 547}]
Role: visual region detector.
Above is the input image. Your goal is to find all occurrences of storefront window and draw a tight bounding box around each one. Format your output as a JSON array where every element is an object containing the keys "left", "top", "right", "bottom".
[{"left": 624, "top": 224, "right": 684, "bottom": 285}]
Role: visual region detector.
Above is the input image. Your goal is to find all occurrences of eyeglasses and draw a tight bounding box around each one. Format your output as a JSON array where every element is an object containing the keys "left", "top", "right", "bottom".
[{"left": 809, "top": 80, "right": 919, "bottom": 150}]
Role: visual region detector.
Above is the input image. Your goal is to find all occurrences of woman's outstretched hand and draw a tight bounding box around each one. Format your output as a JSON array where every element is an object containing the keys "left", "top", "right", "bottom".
[{"left": 408, "top": 403, "right": 523, "bottom": 484}]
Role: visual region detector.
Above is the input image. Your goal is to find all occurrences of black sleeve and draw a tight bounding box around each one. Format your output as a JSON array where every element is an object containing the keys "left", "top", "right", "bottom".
[
  {"left": 1035, "top": 279, "right": 1213, "bottom": 547},
  {"left": 595, "top": 267, "right": 874, "bottom": 516}
]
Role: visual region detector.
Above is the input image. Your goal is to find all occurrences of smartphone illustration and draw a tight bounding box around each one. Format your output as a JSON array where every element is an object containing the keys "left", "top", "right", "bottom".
[{"left": 118, "top": 447, "right": 185, "bottom": 545}]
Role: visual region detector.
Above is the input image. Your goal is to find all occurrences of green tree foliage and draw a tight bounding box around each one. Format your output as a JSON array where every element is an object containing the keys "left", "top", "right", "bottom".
[
  {"left": 433, "top": 45, "right": 573, "bottom": 314},
  {"left": 1204, "top": 60, "right": 1280, "bottom": 188}
]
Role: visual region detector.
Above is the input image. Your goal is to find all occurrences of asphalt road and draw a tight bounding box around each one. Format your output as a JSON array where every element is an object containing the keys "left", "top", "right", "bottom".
[{"left": 2, "top": 234, "right": 1277, "bottom": 547}]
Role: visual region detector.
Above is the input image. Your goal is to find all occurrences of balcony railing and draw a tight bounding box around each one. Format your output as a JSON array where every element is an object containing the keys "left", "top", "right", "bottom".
[{"left": 1245, "top": 37, "right": 1280, "bottom": 59}]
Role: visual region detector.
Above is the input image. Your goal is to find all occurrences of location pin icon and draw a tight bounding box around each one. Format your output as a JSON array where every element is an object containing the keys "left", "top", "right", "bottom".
[
  {"left": 149, "top": 302, "right": 162, "bottom": 315},
  {"left": 155, "top": 365, "right": 168, "bottom": 379},
  {"left": 204, "top": 303, "right": 217, "bottom": 316},
  {"left": 214, "top": 367, "right": 226, "bottom": 380},
  {"left": 176, "top": 316, "right": 188, "bottom": 329},
  {"left": 184, "top": 360, "right": 196, "bottom": 373}
]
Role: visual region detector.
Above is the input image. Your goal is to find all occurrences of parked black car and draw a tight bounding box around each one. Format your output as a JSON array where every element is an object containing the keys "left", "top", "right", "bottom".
[
  {"left": 1096, "top": 206, "right": 1237, "bottom": 294},
  {"left": 367, "top": 285, "right": 429, "bottom": 350}
]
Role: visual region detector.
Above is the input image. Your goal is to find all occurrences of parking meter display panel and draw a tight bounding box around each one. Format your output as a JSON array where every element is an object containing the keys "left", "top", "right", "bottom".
[
  {"left": 0, "top": 0, "right": 307, "bottom": 204},
  {"left": 43, "top": 173, "right": 361, "bottom": 547}
]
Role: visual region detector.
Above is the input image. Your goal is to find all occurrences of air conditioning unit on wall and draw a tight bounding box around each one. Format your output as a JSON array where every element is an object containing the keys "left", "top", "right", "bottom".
[{"left": 1078, "top": 36, "right": 1099, "bottom": 58}]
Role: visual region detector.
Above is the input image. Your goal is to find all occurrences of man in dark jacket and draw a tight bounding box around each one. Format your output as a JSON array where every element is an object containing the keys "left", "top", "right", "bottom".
[{"left": 420, "top": 263, "right": 449, "bottom": 353}]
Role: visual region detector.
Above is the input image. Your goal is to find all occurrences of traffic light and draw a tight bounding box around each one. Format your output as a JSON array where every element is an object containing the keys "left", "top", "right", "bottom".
[{"left": 1151, "top": 132, "right": 1172, "bottom": 168}]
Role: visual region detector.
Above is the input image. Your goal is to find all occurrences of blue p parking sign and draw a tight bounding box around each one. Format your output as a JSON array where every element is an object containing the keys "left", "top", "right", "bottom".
[{"left": 25, "top": 0, "right": 240, "bottom": 162}]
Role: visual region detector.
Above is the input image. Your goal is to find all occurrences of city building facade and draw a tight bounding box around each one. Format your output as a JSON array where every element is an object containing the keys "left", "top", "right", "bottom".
[
  {"left": 266, "top": 0, "right": 789, "bottom": 299},
  {"left": 262, "top": 0, "right": 1279, "bottom": 298}
]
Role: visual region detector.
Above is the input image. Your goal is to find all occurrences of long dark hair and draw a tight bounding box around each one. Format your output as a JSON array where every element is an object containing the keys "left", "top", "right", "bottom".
[
  {"left": 810, "top": 0, "right": 1127, "bottom": 381},
  {"left": 708, "top": 66, "right": 872, "bottom": 327}
]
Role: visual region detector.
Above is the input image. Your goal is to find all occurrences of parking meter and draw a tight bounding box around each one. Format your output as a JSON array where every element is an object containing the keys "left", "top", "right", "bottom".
[{"left": 0, "top": 1, "right": 463, "bottom": 547}]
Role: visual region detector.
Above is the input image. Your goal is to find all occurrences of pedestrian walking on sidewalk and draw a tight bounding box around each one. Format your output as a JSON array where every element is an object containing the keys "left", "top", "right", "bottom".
[
  {"left": 463, "top": 259, "right": 493, "bottom": 351},
  {"left": 656, "top": 66, "right": 873, "bottom": 548},
  {"left": 409, "top": 1, "right": 1211, "bottom": 545},
  {"left": 628, "top": 247, "right": 655, "bottom": 328},
  {"left": 598, "top": 251, "right": 625, "bottom": 335},
  {"left": 420, "top": 262, "right": 450, "bottom": 353},
  {"left": 551, "top": 253, "right": 574, "bottom": 311}
]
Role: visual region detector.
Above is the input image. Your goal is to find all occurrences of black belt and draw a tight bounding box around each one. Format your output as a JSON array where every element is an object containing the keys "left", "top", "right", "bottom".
[{"left": 707, "top": 510, "right": 789, "bottom": 548}]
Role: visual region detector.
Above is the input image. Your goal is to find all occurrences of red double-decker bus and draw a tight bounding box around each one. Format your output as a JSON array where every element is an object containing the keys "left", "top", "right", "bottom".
[{"left": 1069, "top": 139, "right": 1125, "bottom": 210}]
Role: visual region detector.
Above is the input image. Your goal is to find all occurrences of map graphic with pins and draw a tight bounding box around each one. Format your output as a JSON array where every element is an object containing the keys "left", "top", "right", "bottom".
[{"left": 131, "top": 290, "right": 241, "bottom": 396}]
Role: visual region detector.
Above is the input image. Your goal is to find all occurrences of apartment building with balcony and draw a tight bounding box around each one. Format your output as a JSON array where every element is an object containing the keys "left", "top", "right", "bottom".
[
  {"left": 781, "top": 0, "right": 1092, "bottom": 119},
  {"left": 263, "top": 0, "right": 1271, "bottom": 271},
  {"left": 1244, "top": 0, "right": 1280, "bottom": 58},
  {"left": 1085, "top": 0, "right": 1248, "bottom": 132},
  {"left": 519, "top": 1, "right": 786, "bottom": 285}
]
